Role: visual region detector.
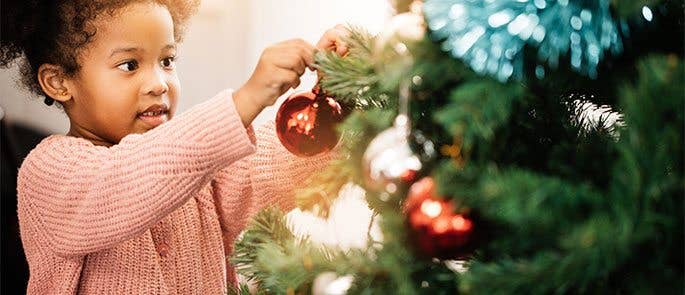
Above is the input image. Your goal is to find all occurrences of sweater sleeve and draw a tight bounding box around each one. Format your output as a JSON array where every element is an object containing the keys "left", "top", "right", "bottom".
[
  {"left": 211, "top": 120, "right": 335, "bottom": 245},
  {"left": 17, "top": 89, "right": 256, "bottom": 257}
]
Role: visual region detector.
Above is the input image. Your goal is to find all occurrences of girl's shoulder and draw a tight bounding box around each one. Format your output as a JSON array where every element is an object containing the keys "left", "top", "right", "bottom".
[
  {"left": 20, "top": 135, "right": 105, "bottom": 171},
  {"left": 32, "top": 134, "right": 103, "bottom": 153}
]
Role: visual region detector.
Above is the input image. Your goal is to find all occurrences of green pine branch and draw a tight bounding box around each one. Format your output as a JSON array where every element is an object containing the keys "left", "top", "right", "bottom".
[{"left": 315, "top": 26, "right": 386, "bottom": 110}]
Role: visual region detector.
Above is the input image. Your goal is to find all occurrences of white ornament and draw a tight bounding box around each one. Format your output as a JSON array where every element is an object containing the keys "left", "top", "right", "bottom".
[
  {"left": 377, "top": 12, "right": 426, "bottom": 51},
  {"left": 313, "top": 272, "right": 354, "bottom": 295}
]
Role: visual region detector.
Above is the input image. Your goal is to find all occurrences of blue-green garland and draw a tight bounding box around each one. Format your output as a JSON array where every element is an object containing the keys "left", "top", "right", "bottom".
[{"left": 423, "top": 0, "right": 642, "bottom": 81}]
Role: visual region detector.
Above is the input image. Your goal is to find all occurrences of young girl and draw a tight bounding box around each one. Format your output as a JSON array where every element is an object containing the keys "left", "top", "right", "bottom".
[{"left": 1, "top": 0, "right": 349, "bottom": 293}]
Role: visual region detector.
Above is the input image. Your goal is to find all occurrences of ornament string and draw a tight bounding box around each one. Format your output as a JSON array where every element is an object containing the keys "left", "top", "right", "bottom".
[
  {"left": 393, "top": 29, "right": 415, "bottom": 137},
  {"left": 365, "top": 211, "right": 379, "bottom": 250}
]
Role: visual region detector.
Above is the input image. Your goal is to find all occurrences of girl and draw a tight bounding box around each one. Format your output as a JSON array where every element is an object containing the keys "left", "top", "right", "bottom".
[{"left": 1, "top": 0, "right": 349, "bottom": 293}]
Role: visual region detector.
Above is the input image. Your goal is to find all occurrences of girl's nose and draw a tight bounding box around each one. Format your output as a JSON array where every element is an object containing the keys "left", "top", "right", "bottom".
[{"left": 144, "top": 68, "right": 169, "bottom": 96}]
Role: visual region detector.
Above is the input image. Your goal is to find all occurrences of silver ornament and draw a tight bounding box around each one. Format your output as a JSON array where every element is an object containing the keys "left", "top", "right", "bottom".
[{"left": 363, "top": 114, "right": 423, "bottom": 194}]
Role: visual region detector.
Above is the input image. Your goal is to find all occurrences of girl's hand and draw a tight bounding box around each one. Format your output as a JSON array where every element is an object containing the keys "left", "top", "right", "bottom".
[
  {"left": 233, "top": 25, "right": 350, "bottom": 127},
  {"left": 234, "top": 38, "right": 315, "bottom": 126}
]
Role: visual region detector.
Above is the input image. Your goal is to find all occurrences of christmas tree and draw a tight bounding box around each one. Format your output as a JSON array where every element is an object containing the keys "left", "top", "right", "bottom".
[{"left": 231, "top": 0, "right": 684, "bottom": 293}]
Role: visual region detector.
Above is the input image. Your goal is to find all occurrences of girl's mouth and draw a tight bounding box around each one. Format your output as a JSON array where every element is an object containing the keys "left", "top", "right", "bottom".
[{"left": 138, "top": 104, "right": 169, "bottom": 128}]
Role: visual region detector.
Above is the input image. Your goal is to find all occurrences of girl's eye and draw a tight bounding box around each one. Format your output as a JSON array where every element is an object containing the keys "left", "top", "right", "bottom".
[
  {"left": 161, "top": 56, "right": 176, "bottom": 69},
  {"left": 116, "top": 60, "right": 139, "bottom": 72}
]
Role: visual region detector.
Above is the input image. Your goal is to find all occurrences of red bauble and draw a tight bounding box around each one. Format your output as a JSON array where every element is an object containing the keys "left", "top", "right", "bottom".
[
  {"left": 405, "top": 177, "right": 477, "bottom": 259},
  {"left": 276, "top": 87, "right": 344, "bottom": 157}
]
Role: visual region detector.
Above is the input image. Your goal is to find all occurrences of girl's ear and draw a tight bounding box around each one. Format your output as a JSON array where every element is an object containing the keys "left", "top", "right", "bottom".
[{"left": 37, "top": 64, "right": 73, "bottom": 103}]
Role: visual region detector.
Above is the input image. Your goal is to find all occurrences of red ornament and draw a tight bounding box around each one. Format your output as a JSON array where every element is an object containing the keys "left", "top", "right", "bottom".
[
  {"left": 405, "top": 177, "right": 477, "bottom": 259},
  {"left": 276, "top": 86, "right": 344, "bottom": 157}
]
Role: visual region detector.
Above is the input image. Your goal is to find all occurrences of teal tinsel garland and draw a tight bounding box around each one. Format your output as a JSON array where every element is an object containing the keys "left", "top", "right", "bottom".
[{"left": 423, "top": 0, "right": 625, "bottom": 81}]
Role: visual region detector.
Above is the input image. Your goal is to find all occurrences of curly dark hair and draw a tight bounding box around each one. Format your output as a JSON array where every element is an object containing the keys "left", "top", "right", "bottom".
[{"left": 0, "top": 0, "right": 200, "bottom": 106}]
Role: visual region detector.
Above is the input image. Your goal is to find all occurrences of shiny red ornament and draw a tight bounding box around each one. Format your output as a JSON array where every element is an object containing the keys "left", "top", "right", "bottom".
[
  {"left": 405, "top": 177, "right": 477, "bottom": 259},
  {"left": 276, "top": 86, "right": 344, "bottom": 157}
]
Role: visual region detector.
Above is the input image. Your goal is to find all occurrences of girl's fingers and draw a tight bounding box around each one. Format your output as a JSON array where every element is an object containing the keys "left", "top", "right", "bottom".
[
  {"left": 316, "top": 29, "right": 335, "bottom": 50},
  {"left": 292, "top": 40, "right": 316, "bottom": 69},
  {"left": 273, "top": 51, "right": 307, "bottom": 76},
  {"left": 335, "top": 26, "right": 351, "bottom": 56},
  {"left": 335, "top": 37, "right": 349, "bottom": 56},
  {"left": 278, "top": 39, "right": 315, "bottom": 67},
  {"left": 317, "top": 25, "right": 350, "bottom": 56},
  {"left": 270, "top": 60, "right": 303, "bottom": 91},
  {"left": 271, "top": 40, "right": 312, "bottom": 75},
  {"left": 277, "top": 67, "right": 301, "bottom": 93}
]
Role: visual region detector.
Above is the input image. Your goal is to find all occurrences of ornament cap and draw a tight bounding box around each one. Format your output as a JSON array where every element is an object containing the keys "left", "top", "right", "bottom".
[{"left": 312, "top": 84, "right": 322, "bottom": 96}]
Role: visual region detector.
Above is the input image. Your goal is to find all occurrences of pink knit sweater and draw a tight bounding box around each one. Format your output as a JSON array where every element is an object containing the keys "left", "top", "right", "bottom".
[{"left": 17, "top": 89, "right": 332, "bottom": 294}]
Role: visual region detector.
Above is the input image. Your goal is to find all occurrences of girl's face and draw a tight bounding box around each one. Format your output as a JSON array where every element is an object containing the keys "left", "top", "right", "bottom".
[{"left": 64, "top": 1, "right": 180, "bottom": 145}]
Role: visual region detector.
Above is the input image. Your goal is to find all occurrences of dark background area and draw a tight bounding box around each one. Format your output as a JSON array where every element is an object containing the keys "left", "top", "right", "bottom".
[{"left": 2, "top": 119, "right": 48, "bottom": 294}]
